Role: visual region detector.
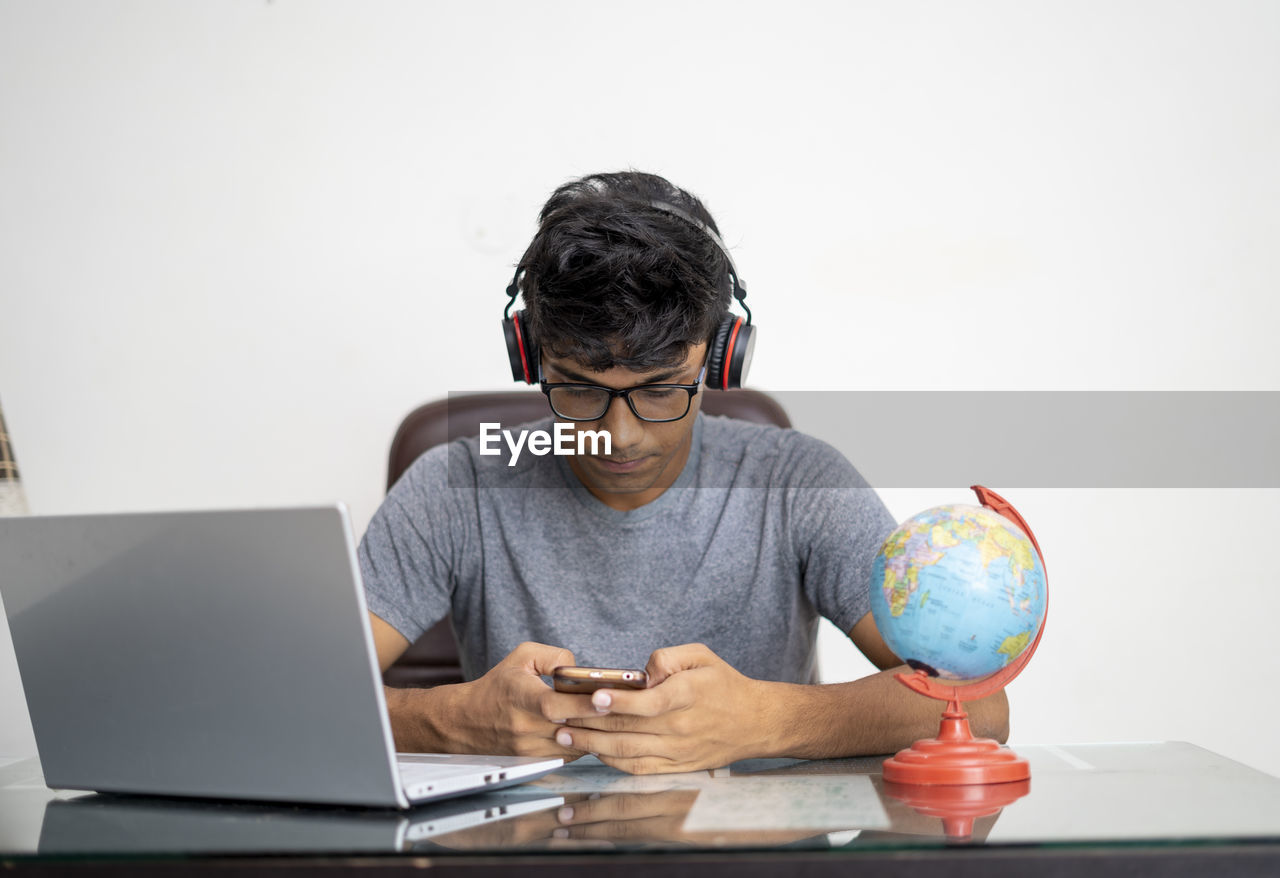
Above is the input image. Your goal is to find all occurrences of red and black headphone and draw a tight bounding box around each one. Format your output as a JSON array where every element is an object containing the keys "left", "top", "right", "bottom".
[{"left": 502, "top": 201, "right": 756, "bottom": 390}]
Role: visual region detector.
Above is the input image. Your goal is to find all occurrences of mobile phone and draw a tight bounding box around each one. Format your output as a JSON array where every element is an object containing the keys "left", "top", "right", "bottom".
[{"left": 552, "top": 666, "right": 648, "bottom": 694}]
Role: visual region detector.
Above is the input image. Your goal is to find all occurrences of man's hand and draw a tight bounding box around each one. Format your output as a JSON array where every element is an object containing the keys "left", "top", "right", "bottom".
[
  {"left": 557, "top": 643, "right": 778, "bottom": 774},
  {"left": 387, "top": 641, "right": 601, "bottom": 758}
]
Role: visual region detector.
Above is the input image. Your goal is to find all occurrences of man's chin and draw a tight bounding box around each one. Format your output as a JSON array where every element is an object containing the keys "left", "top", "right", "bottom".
[{"left": 574, "top": 455, "right": 661, "bottom": 493}]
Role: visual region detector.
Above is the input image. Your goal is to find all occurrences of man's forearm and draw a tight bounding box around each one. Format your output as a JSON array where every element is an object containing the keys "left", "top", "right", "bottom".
[
  {"left": 383, "top": 684, "right": 468, "bottom": 753},
  {"left": 754, "top": 666, "right": 1010, "bottom": 761}
]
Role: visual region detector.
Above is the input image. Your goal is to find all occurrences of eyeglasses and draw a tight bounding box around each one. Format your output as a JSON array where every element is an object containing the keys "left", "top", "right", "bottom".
[{"left": 539, "top": 363, "right": 706, "bottom": 423}]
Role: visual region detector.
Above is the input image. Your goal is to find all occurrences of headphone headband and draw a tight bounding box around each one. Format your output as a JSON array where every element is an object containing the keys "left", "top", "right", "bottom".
[
  {"left": 644, "top": 201, "right": 750, "bottom": 319},
  {"left": 502, "top": 196, "right": 756, "bottom": 388}
]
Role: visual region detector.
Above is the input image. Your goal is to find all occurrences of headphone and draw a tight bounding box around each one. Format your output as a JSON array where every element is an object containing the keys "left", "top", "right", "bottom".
[{"left": 501, "top": 201, "right": 756, "bottom": 390}]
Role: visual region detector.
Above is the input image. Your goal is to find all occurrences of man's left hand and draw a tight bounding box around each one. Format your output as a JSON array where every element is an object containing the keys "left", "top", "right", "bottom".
[{"left": 558, "top": 643, "right": 778, "bottom": 774}]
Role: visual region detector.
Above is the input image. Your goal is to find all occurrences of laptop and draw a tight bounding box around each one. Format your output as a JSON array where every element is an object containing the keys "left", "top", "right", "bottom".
[{"left": 0, "top": 505, "right": 562, "bottom": 808}]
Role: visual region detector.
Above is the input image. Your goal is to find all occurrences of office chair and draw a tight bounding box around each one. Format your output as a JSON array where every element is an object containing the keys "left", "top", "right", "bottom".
[{"left": 381, "top": 390, "right": 791, "bottom": 687}]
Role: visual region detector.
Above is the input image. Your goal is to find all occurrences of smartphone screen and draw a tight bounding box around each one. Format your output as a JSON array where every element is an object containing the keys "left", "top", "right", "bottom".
[{"left": 552, "top": 666, "right": 648, "bottom": 694}]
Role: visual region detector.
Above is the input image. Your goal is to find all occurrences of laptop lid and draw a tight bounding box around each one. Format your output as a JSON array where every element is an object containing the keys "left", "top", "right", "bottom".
[{"left": 1, "top": 505, "right": 409, "bottom": 807}]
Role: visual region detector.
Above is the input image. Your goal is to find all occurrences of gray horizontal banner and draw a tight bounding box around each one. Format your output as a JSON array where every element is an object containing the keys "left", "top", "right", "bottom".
[
  {"left": 781, "top": 391, "right": 1279, "bottom": 488},
  {"left": 432, "top": 391, "right": 1279, "bottom": 488}
]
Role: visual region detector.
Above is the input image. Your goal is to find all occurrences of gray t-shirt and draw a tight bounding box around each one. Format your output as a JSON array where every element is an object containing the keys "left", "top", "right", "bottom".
[{"left": 359, "top": 414, "right": 896, "bottom": 684}]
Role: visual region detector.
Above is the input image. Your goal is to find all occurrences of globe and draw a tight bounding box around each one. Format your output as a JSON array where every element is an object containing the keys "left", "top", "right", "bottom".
[{"left": 870, "top": 503, "right": 1047, "bottom": 684}]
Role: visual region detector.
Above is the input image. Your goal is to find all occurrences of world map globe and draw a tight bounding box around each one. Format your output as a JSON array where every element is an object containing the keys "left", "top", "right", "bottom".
[{"left": 870, "top": 503, "right": 1047, "bottom": 683}]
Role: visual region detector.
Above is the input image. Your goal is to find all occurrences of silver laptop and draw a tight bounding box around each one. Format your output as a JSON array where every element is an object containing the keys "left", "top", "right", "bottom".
[{"left": 0, "top": 505, "right": 562, "bottom": 808}]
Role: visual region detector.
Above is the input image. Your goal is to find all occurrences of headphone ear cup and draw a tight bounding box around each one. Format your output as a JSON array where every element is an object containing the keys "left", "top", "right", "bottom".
[
  {"left": 706, "top": 316, "right": 734, "bottom": 390},
  {"left": 706, "top": 313, "right": 752, "bottom": 389},
  {"left": 724, "top": 321, "right": 755, "bottom": 389},
  {"left": 706, "top": 316, "right": 755, "bottom": 390},
  {"left": 502, "top": 311, "right": 539, "bottom": 384}
]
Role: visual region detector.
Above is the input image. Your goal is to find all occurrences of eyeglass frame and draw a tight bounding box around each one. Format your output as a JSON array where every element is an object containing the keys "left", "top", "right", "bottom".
[{"left": 537, "top": 360, "right": 708, "bottom": 423}]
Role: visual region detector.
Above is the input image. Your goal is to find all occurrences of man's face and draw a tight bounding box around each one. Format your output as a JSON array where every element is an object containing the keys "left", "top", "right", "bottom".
[{"left": 542, "top": 342, "right": 708, "bottom": 512}]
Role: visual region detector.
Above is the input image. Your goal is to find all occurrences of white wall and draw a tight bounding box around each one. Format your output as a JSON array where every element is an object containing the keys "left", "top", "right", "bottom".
[{"left": 2, "top": 2, "right": 1277, "bottom": 775}]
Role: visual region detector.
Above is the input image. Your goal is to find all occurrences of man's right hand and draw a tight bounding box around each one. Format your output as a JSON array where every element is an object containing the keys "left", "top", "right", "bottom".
[{"left": 385, "top": 641, "right": 600, "bottom": 758}]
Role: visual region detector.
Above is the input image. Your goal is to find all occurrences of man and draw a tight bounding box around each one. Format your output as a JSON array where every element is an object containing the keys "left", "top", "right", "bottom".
[{"left": 361, "top": 171, "right": 1008, "bottom": 774}]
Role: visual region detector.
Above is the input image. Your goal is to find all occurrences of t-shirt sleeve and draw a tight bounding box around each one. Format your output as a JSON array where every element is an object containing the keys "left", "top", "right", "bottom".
[
  {"left": 357, "top": 442, "right": 476, "bottom": 644},
  {"left": 782, "top": 435, "right": 898, "bottom": 635}
]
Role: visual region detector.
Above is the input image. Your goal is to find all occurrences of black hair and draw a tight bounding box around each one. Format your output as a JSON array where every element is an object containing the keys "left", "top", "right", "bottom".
[{"left": 516, "top": 171, "right": 732, "bottom": 372}]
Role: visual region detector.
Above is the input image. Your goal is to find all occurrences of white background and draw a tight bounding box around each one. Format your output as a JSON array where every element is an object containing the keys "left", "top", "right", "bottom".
[{"left": 1, "top": 1, "right": 1277, "bottom": 777}]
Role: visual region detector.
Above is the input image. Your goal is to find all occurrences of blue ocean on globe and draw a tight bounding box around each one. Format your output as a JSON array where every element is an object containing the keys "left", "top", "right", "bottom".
[{"left": 870, "top": 504, "right": 1046, "bottom": 682}]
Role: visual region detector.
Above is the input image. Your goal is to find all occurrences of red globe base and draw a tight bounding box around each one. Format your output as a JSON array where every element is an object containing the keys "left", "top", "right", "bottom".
[{"left": 882, "top": 700, "right": 1029, "bottom": 786}]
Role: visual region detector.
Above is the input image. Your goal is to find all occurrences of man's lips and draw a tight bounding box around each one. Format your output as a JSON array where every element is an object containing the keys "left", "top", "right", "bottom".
[{"left": 591, "top": 456, "right": 649, "bottom": 473}]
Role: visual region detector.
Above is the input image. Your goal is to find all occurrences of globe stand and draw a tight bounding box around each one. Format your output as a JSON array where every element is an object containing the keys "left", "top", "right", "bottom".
[
  {"left": 881, "top": 685, "right": 1030, "bottom": 785},
  {"left": 881, "top": 485, "right": 1048, "bottom": 787}
]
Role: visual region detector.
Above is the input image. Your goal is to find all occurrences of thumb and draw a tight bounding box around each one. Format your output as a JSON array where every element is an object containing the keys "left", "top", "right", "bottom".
[
  {"left": 511, "top": 641, "right": 577, "bottom": 677},
  {"left": 645, "top": 642, "right": 717, "bottom": 686}
]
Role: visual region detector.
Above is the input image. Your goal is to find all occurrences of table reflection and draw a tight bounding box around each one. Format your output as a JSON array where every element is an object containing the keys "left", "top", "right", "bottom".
[
  {"left": 39, "top": 790, "right": 566, "bottom": 855},
  {"left": 417, "top": 756, "right": 989, "bottom": 852},
  {"left": 20, "top": 744, "right": 1280, "bottom": 858},
  {"left": 38, "top": 756, "right": 974, "bottom": 856}
]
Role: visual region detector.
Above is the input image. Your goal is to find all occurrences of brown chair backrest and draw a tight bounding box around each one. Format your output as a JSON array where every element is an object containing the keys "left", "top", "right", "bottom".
[{"left": 381, "top": 390, "right": 791, "bottom": 687}]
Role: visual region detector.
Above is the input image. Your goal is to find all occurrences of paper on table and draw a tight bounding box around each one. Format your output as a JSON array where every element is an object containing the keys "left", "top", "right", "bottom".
[{"left": 682, "top": 775, "right": 890, "bottom": 832}]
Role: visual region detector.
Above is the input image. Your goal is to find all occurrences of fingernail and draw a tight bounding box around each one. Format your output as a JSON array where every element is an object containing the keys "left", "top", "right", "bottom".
[
  {"left": 592, "top": 690, "right": 612, "bottom": 709},
  {"left": 557, "top": 806, "right": 574, "bottom": 823},
  {"left": 552, "top": 827, "right": 569, "bottom": 839},
  {"left": 556, "top": 730, "right": 573, "bottom": 748},
  {"left": 552, "top": 718, "right": 565, "bottom": 724}
]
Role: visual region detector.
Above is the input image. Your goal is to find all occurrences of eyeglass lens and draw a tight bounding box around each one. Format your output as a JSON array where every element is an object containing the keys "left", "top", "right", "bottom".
[{"left": 548, "top": 386, "right": 691, "bottom": 422}]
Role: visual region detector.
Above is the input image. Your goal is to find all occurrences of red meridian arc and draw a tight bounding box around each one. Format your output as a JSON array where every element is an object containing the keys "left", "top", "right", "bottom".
[{"left": 880, "top": 485, "right": 1049, "bottom": 786}]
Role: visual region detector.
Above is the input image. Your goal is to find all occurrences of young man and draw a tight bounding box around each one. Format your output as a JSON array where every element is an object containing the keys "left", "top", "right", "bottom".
[{"left": 361, "top": 171, "right": 1008, "bottom": 774}]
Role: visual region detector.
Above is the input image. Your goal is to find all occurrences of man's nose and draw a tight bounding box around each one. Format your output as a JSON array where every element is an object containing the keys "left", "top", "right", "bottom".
[{"left": 597, "top": 396, "right": 644, "bottom": 450}]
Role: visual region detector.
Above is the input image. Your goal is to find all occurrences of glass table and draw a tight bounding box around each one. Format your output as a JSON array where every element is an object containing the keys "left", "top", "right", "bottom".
[{"left": 2, "top": 742, "right": 1279, "bottom": 875}]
